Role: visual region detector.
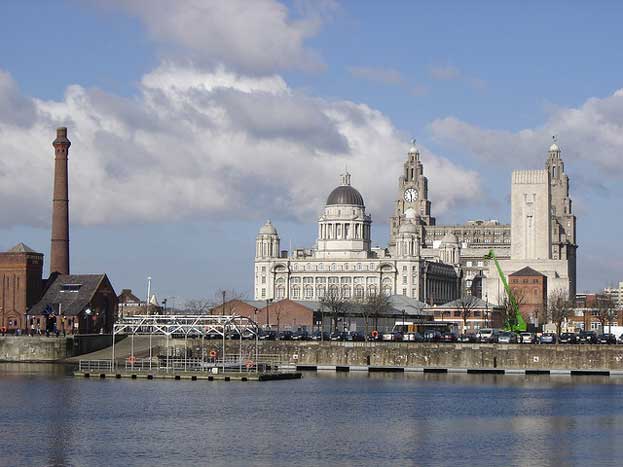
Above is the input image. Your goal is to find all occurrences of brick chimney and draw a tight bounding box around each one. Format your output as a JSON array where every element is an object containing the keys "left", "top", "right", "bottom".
[{"left": 50, "top": 127, "right": 71, "bottom": 275}]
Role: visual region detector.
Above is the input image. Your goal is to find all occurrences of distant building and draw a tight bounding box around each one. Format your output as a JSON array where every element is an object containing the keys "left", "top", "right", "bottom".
[
  {"left": 255, "top": 140, "right": 577, "bottom": 310},
  {"left": 118, "top": 289, "right": 142, "bottom": 317},
  {"left": 29, "top": 274, "right": 118, "bottom": 334},
  {"left": 0, "top": 243, "right": 44, "bottom": 331},
  {"left": 603, "top": 282, "right": 623, "bottom": 309},
  {"left": 509, "top": 266, "right": 548, "bottom": 328}
]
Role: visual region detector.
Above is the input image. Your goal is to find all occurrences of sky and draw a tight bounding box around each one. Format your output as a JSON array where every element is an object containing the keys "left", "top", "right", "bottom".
[{"left": 1, "top": 0, "right": 622, "bottom": 305}]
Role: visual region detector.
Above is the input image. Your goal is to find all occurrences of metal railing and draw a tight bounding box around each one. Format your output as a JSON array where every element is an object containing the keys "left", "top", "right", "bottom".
[{"left": 79, "top": 360, "right": 113, "bottom": 372}]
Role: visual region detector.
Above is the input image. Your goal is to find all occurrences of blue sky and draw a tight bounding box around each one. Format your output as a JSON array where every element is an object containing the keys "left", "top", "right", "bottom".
[{"left": 1, "top": 0, "right": 622, "bottom": 303}]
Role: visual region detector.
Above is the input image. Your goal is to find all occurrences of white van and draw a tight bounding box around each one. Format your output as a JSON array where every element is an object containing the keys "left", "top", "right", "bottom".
[{"left": 477, "top": 328, "right": 497, "bottom": 343}]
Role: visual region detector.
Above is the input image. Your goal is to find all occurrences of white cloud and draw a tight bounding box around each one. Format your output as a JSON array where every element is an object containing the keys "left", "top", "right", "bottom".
[
  {"left": 0, "top": 64, "right": 481, "bottom": 229},
  {"left": 109, "top": 0, "right": 334, "bottom": 74},
  {"left": 429, "top": 88, "right": 623, "bottom": 175}
]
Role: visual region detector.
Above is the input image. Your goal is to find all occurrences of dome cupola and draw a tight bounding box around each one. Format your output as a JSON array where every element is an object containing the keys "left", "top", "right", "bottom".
[{"left": 326, "top": 171, "right": 365, "bottom": 207}]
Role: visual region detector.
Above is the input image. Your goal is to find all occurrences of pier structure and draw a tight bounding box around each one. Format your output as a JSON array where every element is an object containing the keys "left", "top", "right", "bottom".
[{"left": 76, "top": 314, "right": 302, "bottom": 381}]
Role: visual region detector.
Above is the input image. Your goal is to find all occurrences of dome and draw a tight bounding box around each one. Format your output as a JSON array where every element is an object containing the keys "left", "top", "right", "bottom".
[
  {"left": 326, "top": 185, "right": 364, "bottom": 206},
  {"left": 441, "top": 232, "right": 459, "bottom": 245},
  {"left": 259, "top": 220, "right": 278, "bottom": 235},
  {"left": 398, "top": 220, "right": 418, "bottom": 235}
]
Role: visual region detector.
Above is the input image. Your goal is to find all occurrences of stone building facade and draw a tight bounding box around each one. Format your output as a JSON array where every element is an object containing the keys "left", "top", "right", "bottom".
[
  {"left": 255, "top": 139, "right": 577, "bottom": 309},
  {"left": 254, "top": 163, "right": 461, "bottom": 304}
]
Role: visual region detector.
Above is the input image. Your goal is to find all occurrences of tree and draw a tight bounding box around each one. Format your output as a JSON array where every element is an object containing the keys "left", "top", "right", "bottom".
[
  {"left": 500, "top": 289, "right": 526, "bottom": 331},
  {"left": 547, "top": 288, "right": 572, "bottom": 335},
  {"left": 455, "top": 295, "right": 480, "bottom": 334},
  {"left": 359, "top": 292, "right": 392, "bottom": 337},
  {"left": 594, "top": 295, "right": 616, "bottom": 334},
  {"left": 320, "top": 286, "right": 351, "bottom": 333},
  {"left": 184, "top": 299, "right": 211, "bottom": 314}
]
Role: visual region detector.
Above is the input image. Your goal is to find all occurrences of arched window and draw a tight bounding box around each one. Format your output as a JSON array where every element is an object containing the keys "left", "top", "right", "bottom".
[
  {"left": 355, "top": 285, "right": 364, "bottom": 299},
  {"left": 342, "top": 286, "right": 351, "bottom": 299},
  {"left": 276, "top": 287, "right": 285, "bottom": 299},
  {"left": 316, "top": 286, "right": 325, "bottom": 298},
  {"left": 304, "top": 286, "right": 313, "bottom": 300},
  {"left": 291, "top": 286, "right": 301, "bottom": 299},
  {"left": 367, "top": 285, "right": 377, "bottom": 297}
]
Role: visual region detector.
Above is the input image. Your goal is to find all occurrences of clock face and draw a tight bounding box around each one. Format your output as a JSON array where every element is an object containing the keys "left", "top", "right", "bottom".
[{"left": 404, "top": 188, "right": 418, "bottom": 203}]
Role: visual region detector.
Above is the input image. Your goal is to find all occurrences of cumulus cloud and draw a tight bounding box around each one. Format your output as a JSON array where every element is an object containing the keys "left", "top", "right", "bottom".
[
  {"left": 429, "top": 88, "right": 623, "bottom": 176},
  {"left": 109, "top": 0, "right": 334, "bottom": 74},
  {"left": 0, "top": 63, "right": 481, "bottom": 228}
]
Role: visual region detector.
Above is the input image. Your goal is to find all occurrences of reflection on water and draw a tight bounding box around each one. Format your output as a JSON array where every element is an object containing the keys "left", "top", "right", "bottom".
[{"left": 1, "top": 364, "right": 623, "bottom": 467}]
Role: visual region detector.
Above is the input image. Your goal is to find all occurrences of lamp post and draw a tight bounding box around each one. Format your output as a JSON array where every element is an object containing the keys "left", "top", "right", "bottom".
[
  {"left": 222, "top": 290, "right": 226, "bottom": 315},
  {"left": 402, "top": 309, "right": 406, "bottom": 333},
  {"left": 265, "top": 298, "right": 272, "bottom": 329},
  {"left": 484, "top": 292, "right": 489, "bottom": 328}
]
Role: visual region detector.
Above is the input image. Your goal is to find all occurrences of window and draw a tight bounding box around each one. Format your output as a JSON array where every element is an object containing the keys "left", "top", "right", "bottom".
[
  {"left": 454, "top": 311, "right": 461, "bottom": 317},
  {"left": 261, "top": 276, "right": 266, "bottom": 284},
  {"left": 292, "top": 287, "right": 301, "bottom": 299},
  {"left": 402, "top": 276, "right": 407, "bottom": 285},
  {"left": 412, "top": 289, "right": 417, "bottom": 297},
  {"left": 261, "top": 266, "right": 266, "bottom": 273},
  {"left": 402, "top": 266, "right": 407, "bottom": 272},
  {"left": 304, "top": 287, "right": 313, "bottom": 299},
  {"left": 466, "top": 261, "right": 473, "bottom": 267},
  {"left": 402, "top": 288, "right": 407, "bottom": 295},
  {"left": 261, "top": 288, "right": 266, "bottom": 298},
  {"left": 61, "top": 284, "right": 82, "bottom": 292}
]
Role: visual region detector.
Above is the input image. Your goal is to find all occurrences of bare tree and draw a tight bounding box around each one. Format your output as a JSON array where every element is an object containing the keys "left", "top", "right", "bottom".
[
  {"left": 184, "top": 299, "right": 212, "bottom": 314},
  {"left": 320, "top": 286, "right": 351, "bottom": 333},
  {"left": 455, "top": 295, "right": 480, "bottom": 334},
  {"left": 594, "top": 295, "right": 616, "bottom": 334},
  {"left": 359, "top": 292, "right": 392, "bottom": 337},
  {"left": 547, "top": 288, "right": 572, "bottom": 335}
]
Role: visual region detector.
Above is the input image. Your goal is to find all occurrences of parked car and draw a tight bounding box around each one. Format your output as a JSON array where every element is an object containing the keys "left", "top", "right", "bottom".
[
  {"left": 292, "top": 330, "right": 309, "bottom": 341},
  {"left": 457, "top": 334, "right": 478, "bottom": 343},
  {"left": 578, "top": 330, "right": 598, "bottom": 344},
  {"left": 382, "top": 331, "right": 404, "bottom": 342},
  {"left": 598, "top": 333, "right": 617, "bottom": 345},
  {"left": 346, "top": 331, "right": 366, "bottom": 342},
  {"left": 423, "top": 330, "right": 442, "bottom": 342},
  {"left": 477, "top": 328, "right": 498, "bottom": 343},
  {"left": 619, "top": 334, "right": 623, "bottom": 344},
  {"left": 558, "top": 332, "right": 577, "bottom": 344},
  {"left": 259, "top": 330, "right": 277, "bottom": 341},
  {"left": 330, "top": 332, "right": 345, "bottom": 341},
  {"left": 539, "top": 333, "right": 557, "bottom": 344},
  {"left": 404, "top": 332, "right": 424, "bottom": 342},
  {"left": 497, "top": 331, "right": 518, "bottom": 344},
  {"left": 310, "top": 331, "right": 329, "bottom": 341},
  {"left": 440, "top": 332, "right": 458, "bottom": 343},
  {"left": 278, "top": 330, "right": 294, "bottom": 341},
  {"left": 519, "top": 332, "right": 536, "bottom": 344}
]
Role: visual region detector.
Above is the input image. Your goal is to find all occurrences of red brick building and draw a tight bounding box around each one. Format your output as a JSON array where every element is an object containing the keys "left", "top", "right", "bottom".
[
  {"left": 0, "top": 243, "right": 44, "bottom": 332},
  {"left": 211, "top": 299, "right": 314, "bottom": 331},
  {"left": 509, "top": 266, "right": 547, "bottom": 327}
]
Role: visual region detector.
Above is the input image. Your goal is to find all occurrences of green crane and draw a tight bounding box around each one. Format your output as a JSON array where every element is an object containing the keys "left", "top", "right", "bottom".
[{"left": 483, "top": 250, "right": 527, "bottom": 332}]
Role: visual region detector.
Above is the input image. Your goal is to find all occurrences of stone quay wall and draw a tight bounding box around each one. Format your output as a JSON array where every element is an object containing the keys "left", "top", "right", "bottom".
[
  {"left": 215, "top": 341, "right": 623, "bottom": 371},
  {"left": 0, "top": 335, "right": 117, "bottom": 362},
  {"left": 0, "top": 336, "right": 73, "bottom": 362}
]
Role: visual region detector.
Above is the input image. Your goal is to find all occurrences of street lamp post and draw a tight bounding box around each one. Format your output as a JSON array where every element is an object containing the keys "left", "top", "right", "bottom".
[
  {"left": 402, "top": 309, "right": 406, "bottom": 333},
  {"left": 265, "top": 298, "right": 272, "bottom": 329},
  {"left": 485, "top": 293, "right": 489, "bottom": 328}
]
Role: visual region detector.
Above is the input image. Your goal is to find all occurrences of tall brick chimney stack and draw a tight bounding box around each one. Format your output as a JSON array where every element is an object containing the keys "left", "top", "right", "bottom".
[{"left": 50, "top": 127, "right": 71, "bottom": 275}]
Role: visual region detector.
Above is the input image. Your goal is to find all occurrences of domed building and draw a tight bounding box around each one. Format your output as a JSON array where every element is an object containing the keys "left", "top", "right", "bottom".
[
  {"left": 254, "top": 169, "right": 461, "bottom": 304},
  {"left": 254, "top": 138, "right": 578, "bottom": 332}
]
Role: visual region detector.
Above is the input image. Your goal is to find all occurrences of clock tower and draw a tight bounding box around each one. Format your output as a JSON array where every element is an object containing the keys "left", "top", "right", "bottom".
[{"left": 389, "top": 141, "right": 435, "bottom": 246}]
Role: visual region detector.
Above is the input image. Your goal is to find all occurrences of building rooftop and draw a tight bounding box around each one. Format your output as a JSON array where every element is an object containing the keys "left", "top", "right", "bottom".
[
  {"left": 29, "top": 274, "right": 111, "bottom": 316},
  {"left": 6, "top": 242, "right": 42, "bottom": 254},
  {"left": 509, "top": 266, "right": 545, "bottom": 277}
]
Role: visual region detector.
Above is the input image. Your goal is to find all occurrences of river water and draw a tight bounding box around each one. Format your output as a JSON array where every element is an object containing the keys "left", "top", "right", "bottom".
[{"left": 1, "top": 364, "right": 623, "bottom": 467}]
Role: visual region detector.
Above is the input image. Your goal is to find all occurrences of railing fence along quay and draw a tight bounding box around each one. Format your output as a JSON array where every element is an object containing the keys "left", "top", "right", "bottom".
[{"left": 75, "top": 314, "right": 302, "bottom": 381}]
